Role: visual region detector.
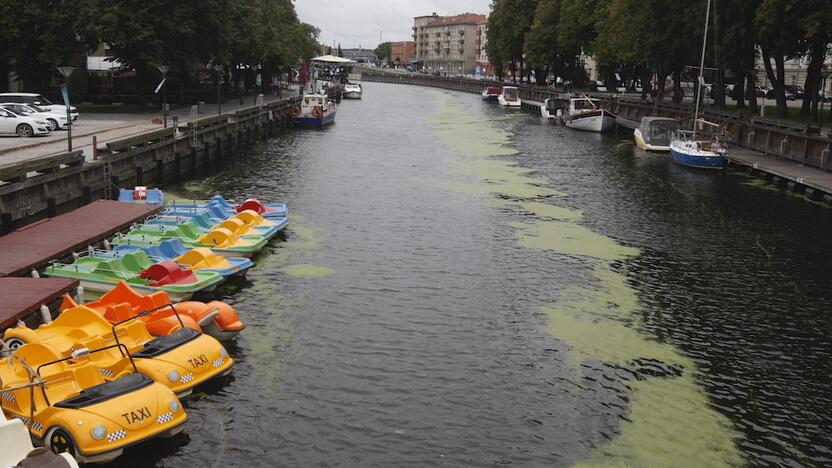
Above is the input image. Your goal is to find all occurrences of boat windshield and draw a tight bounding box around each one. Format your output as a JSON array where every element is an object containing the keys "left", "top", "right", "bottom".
[
  {"left": 573, "top": 99, "right": 596, "bottom": 110},
  {"left": 503, "top": 88, "right": 518, "bottom": 99},
  {"left": 649, "top": 121, "right": 679, "bottom": 145}
]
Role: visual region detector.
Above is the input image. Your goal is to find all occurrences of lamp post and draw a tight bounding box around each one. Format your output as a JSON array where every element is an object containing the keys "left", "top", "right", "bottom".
[
  {"left": 56, "top": 66, "right": 75, "bottom": 152},
  {"left": 819, "top": 69, "right": 830, "bottom": 135},
  {"left": 214, "top": 64, "right": 223, "bottom": 116},
  {"left": 154, "top": 65, "right": 169, "bottom": 128}
]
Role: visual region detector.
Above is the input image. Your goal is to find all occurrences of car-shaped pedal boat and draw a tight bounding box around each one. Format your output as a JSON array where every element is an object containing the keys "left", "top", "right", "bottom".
[
  {"left": 113, "top": 221, "right": 268, "bottom": 258},
  {"left": 61, "top": 281, "right": 245, "bottom": 341},
  {"left": 3, "top": 305, "right": 234, "bottom": 398},
  {"left": 0, "top": 342, "right": 186, "bottom": 464},
  {"left": 103, "top": 240, "right": 253, "bottom": 279},
  {"left": 151, "top": 210, "right": 287, "bottom": 239},
  {"left": 44, "top": 251, "right": 223, "bottom": 301}
]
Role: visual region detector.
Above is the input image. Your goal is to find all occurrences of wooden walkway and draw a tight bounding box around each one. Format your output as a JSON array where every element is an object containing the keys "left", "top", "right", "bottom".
[
  {"left": 0, "top": 277, "right": 78, "bottom": 329},
  {"left": 0, "top": 199, "right": 160, "bottom": 277},
  {"left": 728, "top": 149, "right": 832, "bottom": 199}
]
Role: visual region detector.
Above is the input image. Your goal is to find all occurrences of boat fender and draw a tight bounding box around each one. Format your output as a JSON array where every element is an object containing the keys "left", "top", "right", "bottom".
[
  {"left": 40, "top": 305, "right": 52, "bottom": 324},
  {"left": 312, "top": 106, "right": 323, "bottom": 118},
  {"left": 30, "top": 270, "right": 39, "bottom": 278},
  {"left": 76, "top": 286, "right": 85, "bottom": 304}
]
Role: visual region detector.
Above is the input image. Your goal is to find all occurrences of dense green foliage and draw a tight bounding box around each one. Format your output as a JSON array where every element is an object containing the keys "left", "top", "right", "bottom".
[
  {"left": 374, "top": 42, "right": 393, "bottom": 63},
  {"left": 487, "top": 0, "right": 831, "bottom": 117},
  {"left": 0, "top": 0, "right": 318, "bottom": 96}
]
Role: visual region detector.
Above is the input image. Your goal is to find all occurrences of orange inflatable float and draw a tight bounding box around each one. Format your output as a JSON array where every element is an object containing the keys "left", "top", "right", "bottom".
[{"left": 60, "top": 281, "right": 244, "bottom": 341}]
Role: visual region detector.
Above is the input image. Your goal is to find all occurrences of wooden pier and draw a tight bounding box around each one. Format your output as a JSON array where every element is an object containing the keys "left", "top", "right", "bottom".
[
  {"left": 0, "top": 199, "right": 159, "bottom": 277},
  {"left": 0, "top": 278, "right": 78, "bottom": 329}
]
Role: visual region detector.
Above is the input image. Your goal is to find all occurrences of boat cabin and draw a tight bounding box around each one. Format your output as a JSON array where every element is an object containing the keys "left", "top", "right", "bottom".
[
  {"left": 302, "top": 95, "right": 327, "bottom": 107},
  {"left": 501, "top": 87, "right": 519, "bottom": 101},
  {"left": 639, "top": 117, "right": 679, "bottom": 147},
  {"left": 544, "top": 98, "right": 570, "bottom": 114},
  {"left": 570, "top": 97, "right": 600, "bottom": 113},
  {"left": 484, "top": 86, "right": 502, "bottom": 96}
]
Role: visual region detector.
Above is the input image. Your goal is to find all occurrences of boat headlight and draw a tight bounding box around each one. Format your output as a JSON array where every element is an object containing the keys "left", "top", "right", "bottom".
[
  {"left": 167, "top": 370, "right": 180, "bottom": 383},
  {"left": 219, "top": 348, "right": 228, "bottom": 358},
  {"left": 169, "top": 399, "right": 180, "bottom": 413},
  {"left": 91, "top": 424, "right": 107, "bottom": 440}
]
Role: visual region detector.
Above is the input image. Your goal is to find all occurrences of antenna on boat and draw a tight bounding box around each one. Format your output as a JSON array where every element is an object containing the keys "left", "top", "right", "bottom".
[{"left": 692, "top": 0, "right": 712, "bottom": 138}]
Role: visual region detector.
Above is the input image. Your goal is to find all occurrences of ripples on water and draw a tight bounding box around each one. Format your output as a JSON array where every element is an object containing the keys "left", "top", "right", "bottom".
[{"left": 106, "top": 82, "right": 832, "bottom": 467}]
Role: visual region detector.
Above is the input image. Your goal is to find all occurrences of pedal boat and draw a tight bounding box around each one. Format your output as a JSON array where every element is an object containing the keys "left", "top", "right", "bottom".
[
  {"left": 105, "top": 240, "right": 253, "bottom": 279},
  {"left": 3, "top": 305, "right": 234, "bottom": 398},
  {"left": 43, "top": 252, "right": 223, "bottom": 301},
  {"left": 61, "top": 281, "right": 245, "bottom": 341},
  {"left": 149, "top": 210, "right": 285, "bottom": 241},
  {"left": 113, "top": 221, "right": 268, "bottom": 258},
  {"left": 0, "top": 391, "right": 79, "bottom": 467},
  {"left": 0, "top": 343, "right": 187, "bottom": 464},
  {"left": 171, "top": 194, "right": 288, "bottom": 219}
]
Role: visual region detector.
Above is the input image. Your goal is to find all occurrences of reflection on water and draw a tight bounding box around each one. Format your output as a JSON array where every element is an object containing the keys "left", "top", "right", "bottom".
[{"left": 106, "top": 82, "right": 832, "bottom": 467}]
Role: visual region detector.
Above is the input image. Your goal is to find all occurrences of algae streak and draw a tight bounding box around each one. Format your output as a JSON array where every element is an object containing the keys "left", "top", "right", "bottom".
[{"left": 428, "top": 90, "right": 743, "bottom": 466}]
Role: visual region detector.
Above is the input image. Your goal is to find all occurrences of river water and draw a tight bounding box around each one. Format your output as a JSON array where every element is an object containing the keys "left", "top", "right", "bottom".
[{"left": 113, "top": 82, "right": 832, "bottom": 467}]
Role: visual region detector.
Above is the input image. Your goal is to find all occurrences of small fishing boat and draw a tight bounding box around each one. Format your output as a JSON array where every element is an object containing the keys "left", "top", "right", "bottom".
[
  {"left": 540, "top": 97, "right": 569, "bottom": 119},
  {"left": 0, "top": 343, "right": 186, "bottom": 464},
  {"left": 563, "top": 97, "right": 615, "bottom": 132},
  {"left": 481, "top": 85, "right": 502, "bottom": 100},
  {"left": 497, "top": 86, "right": 522, "bottom": 107},
  {"left": 291, "top": 92, "right": 337, "bottom": 126},
  {"left": 633, "top": 117, "right": 680, "bottom": 151},
  {"left": 61, "top": 281, "right": 245, "bottom": 341},
  {"left": 117, "top": 186, "right": 164, "bottom": 206},
  {"left": 4, "top": 304, "right": 233, "bottom": 398},
  {"left": 44, "top": 251, "right": 224, "bottom": 301},
  {"left": 343, "top": 82, "right": 362, "bottom": 99},
  {"left": 668, "top": 0, "right": 727, "bottom": 169}
]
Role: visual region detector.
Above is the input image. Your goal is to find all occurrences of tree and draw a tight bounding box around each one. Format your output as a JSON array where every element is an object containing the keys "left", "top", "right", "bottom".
[
  {"left": 756, "top": 0, "right": 804, "bottom": 117},
  {"left": 487, "top": 0, "right": 538, "bottom": 82},
  {"left": 374, "top": 42, "right": 392, "bottom": 64},
  {"left": 524, "top": 0, "right": 563, "bottom": 84}
]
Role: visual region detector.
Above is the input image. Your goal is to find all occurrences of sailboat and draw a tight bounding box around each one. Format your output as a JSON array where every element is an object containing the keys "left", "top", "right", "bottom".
[{"left": 669, "top": 0, "right": 727, "bottom": 169}]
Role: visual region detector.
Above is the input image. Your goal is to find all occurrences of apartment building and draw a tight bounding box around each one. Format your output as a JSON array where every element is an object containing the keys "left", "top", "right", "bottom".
[
  {"left": 390, "top": 41, "right": 416, "bottom": 68},
  {"left": 413, "top": 13, "right": 489, "bottom": 75}
]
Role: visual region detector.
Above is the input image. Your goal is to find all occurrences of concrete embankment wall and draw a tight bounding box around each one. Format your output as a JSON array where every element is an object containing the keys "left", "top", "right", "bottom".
[
  {"left": 0, "top": 97, "right": 299, "bottom": 232},
  {"left": 362, "top": 71, "right": 832, "bottom": 173}
]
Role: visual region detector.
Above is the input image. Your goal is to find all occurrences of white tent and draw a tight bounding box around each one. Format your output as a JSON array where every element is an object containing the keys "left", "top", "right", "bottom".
[{"left": 311, "top": 55, "right": 356, "bottom": 65}]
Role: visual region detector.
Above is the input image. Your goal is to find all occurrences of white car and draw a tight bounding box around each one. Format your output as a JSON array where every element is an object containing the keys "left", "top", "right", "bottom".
[
  {"left": 0, "top": 103, "right": 69, "bottom": 130},
  {"left": 0, "top": 92, "right": 79, "bottom": 120},
  {"left": 0, "top": 107, "right": 53, "bottom": 137}
]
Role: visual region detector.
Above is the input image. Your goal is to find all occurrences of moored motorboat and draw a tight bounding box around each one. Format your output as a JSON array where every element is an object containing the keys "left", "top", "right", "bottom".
[
  {"left": 481, "top": 85, "right": 502, "bottom": 100},
  {"left": 343, "top": 82, "right": 362, "bottom": 99},
  {"left": 541, "top": 97, "right": 569, "bottom": 119},
  {"left": 634, "top": 117, "right": 680, "bottom": 152},
  {"left": 562, "top": 97, "right": 615, "bottom": 132},
  {"left": 497, "top": 86, "right": 522, "bottom": 107},
  {"left": 117, "top": 186, "right": 164, "bottom": 206},
  {"left": 291, "top": 92, "right": 337, "bottom": 126}
]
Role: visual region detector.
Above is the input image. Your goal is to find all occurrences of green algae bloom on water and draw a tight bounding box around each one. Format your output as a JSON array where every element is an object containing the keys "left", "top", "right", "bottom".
[{"left": 282, "top": 264, "right": 334, "bottom": 278}]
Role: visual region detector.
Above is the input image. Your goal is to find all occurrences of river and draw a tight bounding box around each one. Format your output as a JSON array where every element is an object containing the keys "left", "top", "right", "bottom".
[{"left": 111, "top": 82, "right": 832, "bottom": 467}]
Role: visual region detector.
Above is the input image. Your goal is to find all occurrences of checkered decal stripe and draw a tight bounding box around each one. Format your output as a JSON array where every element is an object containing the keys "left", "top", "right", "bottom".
[
  {"left": 213, "top": 357, "right": 225, "bottom": 367},
  {"left": 99, "top": 368, "right": 114, "bottom": 378},
  {"left": 107, "top": 430, "right": 127, "bottom": 443},
  {"left": 157, "top": 412, "right": 173, "bottom": 424},
  {"left": 15, "top": 416, "right": 42, "bottom": 431},
  {"left": 2, "top": 392, "right": 15, "bottom": 401},
  {"left": 181, "top": 373, "right": 194, "bottom": 383}
]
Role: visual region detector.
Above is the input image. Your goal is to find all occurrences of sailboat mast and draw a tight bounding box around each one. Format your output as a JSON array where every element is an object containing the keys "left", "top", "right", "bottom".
[{"left": 692, "top": 0, "right": 712, "bottom": 137}]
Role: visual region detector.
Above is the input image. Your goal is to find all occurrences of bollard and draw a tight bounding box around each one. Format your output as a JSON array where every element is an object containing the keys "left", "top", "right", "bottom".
[
  {"left": 76, "top": 286, "right": 85, "bottom": 304},
  {"left": 92, "top": 135, "right": 98, "bottom": 160}
]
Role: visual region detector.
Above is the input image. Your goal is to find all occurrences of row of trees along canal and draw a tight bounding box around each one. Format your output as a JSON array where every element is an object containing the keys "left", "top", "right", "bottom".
[
  {"left": 0, "top": 0, "right": 320, "bottom": 103},
  {"left": 487, "top": 0, "right": 831, "bottom": 119}
]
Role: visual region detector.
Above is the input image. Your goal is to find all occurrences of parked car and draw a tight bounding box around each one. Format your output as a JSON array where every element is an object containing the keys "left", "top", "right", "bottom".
[
  {"left": 819, "top": 90, "right": 832, "bottom": 102},
  {"left": 0, "top": 107, "right": 52, "bottom": 137},
  {"left": 0, "top": 103, "right": 69, "bottom": 130},
  {"left": 766, "top": 86, "right": 799, "bottom": 100},
  {"left": 0, "top": 92, "right": 79, "bottom": 120}
]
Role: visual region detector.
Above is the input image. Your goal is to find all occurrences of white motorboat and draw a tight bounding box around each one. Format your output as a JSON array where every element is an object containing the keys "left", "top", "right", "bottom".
[
  {"left": 343, "top": 83, "right": 362, "bottom": 99},
  {"left": 291, "top": 93, "right": 337, "bottom": 127},
  {"left": 481, "top": 86, "right": 502, "bottom": 100},
  {"left": 634, "top": 117, "right": 680, "bottom": 151},
  {"left": 540, "top": 97, "right": 569, "bottom": 119},
  {"left": 497, "top": 86, "right": 522, "bottom": 107},
  {"left": 562, "top": 97, "right": 615, "bottom": 132}
]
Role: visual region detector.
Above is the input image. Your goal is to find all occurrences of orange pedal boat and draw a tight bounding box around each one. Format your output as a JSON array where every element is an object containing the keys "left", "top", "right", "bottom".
[{"left": 61, "top": 282, "right": 245, "bottom": 341}]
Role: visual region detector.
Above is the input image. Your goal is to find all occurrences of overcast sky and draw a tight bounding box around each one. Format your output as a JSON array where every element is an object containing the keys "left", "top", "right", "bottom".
[{"left": 295, "top": 0, "right": 492, "bottom": 50}]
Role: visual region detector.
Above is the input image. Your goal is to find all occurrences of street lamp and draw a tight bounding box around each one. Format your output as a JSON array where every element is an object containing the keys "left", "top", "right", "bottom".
[
  {"left": 819, "top": 69, "right": 831, "bottom": 135},
  {"left": 56, "top": 66, "right": 76, "bottom": 153},
  {"left": 214, "top": 64, "right": 223, "bottom": 116},
  {"left": 154, "top": 65, "right": 169, "bottom": 128}
]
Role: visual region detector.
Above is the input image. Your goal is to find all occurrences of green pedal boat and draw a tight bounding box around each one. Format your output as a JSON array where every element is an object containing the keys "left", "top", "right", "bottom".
[
  {"left": 44, "top": 251, "right": 223, "bottom": 301},
  {"left": 112, "top": 220, "right": 268, "bottom": 258}
]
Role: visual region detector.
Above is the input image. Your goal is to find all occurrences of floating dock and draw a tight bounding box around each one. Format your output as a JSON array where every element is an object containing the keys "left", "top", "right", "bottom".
[
  {"left": 728, "top": 149, "right": 832, "bottom": 201},
  {"left": 0, "top": 199, "right": 160, "bottom": 277},
  {"left": 0, "top": 277, "right": 78, "bottom": 329}
]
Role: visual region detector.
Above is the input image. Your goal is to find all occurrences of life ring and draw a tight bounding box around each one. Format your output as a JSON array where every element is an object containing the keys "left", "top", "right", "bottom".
[
  {"left": 291, "top": 106, "right": 301, "bottom": 117},
  {"left": 312, "top": 106, "right": 323, "bottom": 118}
]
